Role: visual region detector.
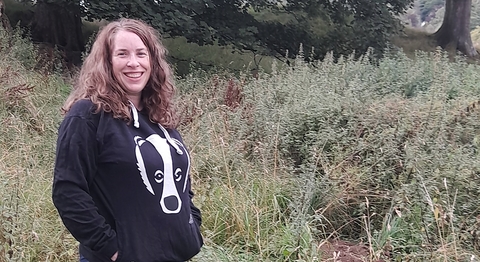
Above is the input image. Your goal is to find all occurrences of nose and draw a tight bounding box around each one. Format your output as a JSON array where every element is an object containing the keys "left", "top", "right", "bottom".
[
  {"left": 127, "top": 54, "right": 139, "bottom": 67},
  {"left": 162, "top": 195, "right": 179, "bottom": 211}
]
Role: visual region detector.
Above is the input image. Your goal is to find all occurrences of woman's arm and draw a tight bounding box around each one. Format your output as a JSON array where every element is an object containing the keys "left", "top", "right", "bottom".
[{"left": 52, "top": 114, "right": 118, "bottom": 260}]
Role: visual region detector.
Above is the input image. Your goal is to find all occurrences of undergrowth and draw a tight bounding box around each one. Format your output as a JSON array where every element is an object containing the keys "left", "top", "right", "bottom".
[
  {"left": 2, "top": 27, "right": 480, "bottom": 262},
  {"left": 0, "top": 26, "right": 73, "bottom": 262},
  {"left": 180, "top": 49, "right": 480, "bottom": 261}
]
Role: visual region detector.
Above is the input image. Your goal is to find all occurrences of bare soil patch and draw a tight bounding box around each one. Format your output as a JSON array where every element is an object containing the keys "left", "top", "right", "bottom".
[{"left": 318, "top": 240, "right": 386, "bottom": 262}]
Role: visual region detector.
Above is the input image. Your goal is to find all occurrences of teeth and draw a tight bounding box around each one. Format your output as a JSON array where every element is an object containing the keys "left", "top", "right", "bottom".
[{"left": 125, "top": 73, "right": 142, "bottom": 78}]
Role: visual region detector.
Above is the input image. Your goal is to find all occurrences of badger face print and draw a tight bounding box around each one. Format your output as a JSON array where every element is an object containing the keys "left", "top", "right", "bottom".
[{"left": 134, "top": 134, "right": 189, "bottom": 214}]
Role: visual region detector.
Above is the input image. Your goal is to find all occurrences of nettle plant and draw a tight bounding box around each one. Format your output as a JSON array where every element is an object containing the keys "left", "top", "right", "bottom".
[{"left": 197, "top": 50, "right": 480, "bottom": 259}]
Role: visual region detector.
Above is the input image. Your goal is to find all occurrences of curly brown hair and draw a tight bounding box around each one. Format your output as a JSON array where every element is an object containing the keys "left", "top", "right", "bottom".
[{"left": 63, "top": 18, "right": 178, "bottom": 128}]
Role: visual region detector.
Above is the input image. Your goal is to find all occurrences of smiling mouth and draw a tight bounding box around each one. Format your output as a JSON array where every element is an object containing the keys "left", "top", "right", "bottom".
[{"left": 125, "top": 72, "right": 143, "bottom": 78}]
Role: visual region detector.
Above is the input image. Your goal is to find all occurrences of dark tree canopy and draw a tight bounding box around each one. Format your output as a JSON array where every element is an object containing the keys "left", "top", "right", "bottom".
[
  {"left": 84, "top": 0, "right": 415, "bottom": 59},
  {"left": 284, "top": 0, "right": 415, "bottom": 58},
  {"left": 31, "top": 0, "right": 84, "bottom": 64},
  {"left": 9, "top": 0, "right": 416, "bottom": 64}
]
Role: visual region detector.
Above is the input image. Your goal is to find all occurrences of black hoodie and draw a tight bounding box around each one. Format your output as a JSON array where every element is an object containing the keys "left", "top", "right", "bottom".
[{"left": 52, "top": 99, "right": 203, "bottom": 262}]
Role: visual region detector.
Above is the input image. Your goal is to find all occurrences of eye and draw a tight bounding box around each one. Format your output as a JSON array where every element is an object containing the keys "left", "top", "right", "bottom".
[
  {"left": 174, "top": 168, "right": 182, "bottom": 182},
  {"left": 137, "top": 52, "right": 148, "bottom": 58},
  {"left": 154, "top": 170, "right": 164, "bottom": 183}
]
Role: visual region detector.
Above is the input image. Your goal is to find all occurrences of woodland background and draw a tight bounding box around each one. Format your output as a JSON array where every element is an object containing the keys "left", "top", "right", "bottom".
[{"left": 3, "top": 0, "right": 480, "bottom": 261}]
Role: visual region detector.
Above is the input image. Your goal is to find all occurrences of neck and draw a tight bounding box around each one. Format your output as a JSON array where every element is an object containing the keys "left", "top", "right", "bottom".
[{"left": 128, "top": 96, "right": 143, "bottom": 110}]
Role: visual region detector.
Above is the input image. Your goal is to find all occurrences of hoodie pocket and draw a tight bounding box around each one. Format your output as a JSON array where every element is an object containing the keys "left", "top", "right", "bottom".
[{"left": 114, "top": 223, "right": 129, "bottom": 262}]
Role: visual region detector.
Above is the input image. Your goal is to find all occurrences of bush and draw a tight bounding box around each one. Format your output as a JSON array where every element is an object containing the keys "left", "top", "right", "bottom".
[{"left": 179, "top": 49, "right": 480, "bottom": 261}]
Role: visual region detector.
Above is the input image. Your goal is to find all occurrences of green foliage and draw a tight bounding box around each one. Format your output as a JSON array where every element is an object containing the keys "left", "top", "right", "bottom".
[
  {"left": 283, "top": 0, "right": 414, "bottom": 59},
  {"left": 162, "top": 37, "right": 275, "bottom": 76},
  {"left": 9, "top": 0, "right": 416, "bottom": 64},
  {"left": 416, "top": 0, "right": 480, "bottom": 31},
  {"left": 178, "top": 49, "right": 480, "bottom": 260},
  {"left": 471, "top": 0, "right": 480, "bottom": 30},
  {"left": 0, "top": 28, "right": 74, "bottom": 261},
  {"left": 0, "top": 25, "right": 37, "bottom": 70},
  {"left": 408, "top": 0, "right": 480, "bottom": 33},
  {"left": 3, "top": 0, "right": 34, "bottom": 28},
  {"left": 4, "top": 27, "right": 480, "bottom": 261}
]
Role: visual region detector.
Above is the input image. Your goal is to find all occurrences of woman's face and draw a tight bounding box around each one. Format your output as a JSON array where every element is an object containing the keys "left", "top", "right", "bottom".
[{"left": 111, "top": 30, "right": 151, "bottom": 105}]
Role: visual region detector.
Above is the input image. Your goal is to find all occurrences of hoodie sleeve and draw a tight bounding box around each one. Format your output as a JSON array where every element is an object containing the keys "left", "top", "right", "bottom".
[{"left": 52, "top": 113, "right": 118, "bottom": 260}]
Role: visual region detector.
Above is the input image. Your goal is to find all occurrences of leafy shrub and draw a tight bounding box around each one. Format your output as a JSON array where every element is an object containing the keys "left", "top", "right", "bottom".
[{"left": 179, "top": 49, "right": 480, "bottom": 261}]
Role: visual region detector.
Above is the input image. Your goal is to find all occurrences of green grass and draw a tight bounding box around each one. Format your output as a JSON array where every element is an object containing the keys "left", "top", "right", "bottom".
[
  {"left": 392, "top": 25, "right": 480, "bottom": 63},
  {"left": 0, "top": 28, "right": 75, "bottom": 261},
  {"left": 162, "top": 36, "right": 275, "bottom": 77},
  {"left": 391, "top": 26, "right": 440, "bottom": 57},
  {"left": 3, "top": 25, "right": 480, "bottom": 262}
]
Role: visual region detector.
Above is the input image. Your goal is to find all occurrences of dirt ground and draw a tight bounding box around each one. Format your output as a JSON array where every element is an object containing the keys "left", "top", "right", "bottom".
[{"left": 318, "top": 240, "right": 386, "bottom": 262}]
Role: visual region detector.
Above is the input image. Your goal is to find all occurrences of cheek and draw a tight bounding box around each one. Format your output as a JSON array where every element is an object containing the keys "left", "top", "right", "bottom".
[
  {"left": 111, "top": 59, "right": 124, "bottom": 72},
  {"left": 112, "top": 58, "right": 126, "bottom": 68},
  {"left": 143, "top": 59, "right": 152, "bottom": 71}
]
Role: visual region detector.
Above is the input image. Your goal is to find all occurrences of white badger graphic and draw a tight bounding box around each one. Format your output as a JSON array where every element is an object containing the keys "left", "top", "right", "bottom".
[{"left": 134, "top": 134, "right": 188, "bottom": 214}]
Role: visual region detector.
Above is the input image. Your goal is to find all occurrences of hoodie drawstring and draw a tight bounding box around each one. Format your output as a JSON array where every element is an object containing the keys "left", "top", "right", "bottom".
[
  {"left": 129, "top": 101, "right": 140, "bottom": 129},
  {"left": 158, "top": 124, "right": 183, "bottom": 155},
  {"left": 129, "top": 101, "right": 183, "bottom": 155}
]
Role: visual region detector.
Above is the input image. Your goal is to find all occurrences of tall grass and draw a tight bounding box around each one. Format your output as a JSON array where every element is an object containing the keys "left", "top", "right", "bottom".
[
  {"left": 2, "top": 27, "right": 480, "bottom": 261},
  {"left": 0, "top": 27, "right": 76, "bottom": 261},
  {"left": 180, "top": 50, "right": 480, "bottom": 261}
]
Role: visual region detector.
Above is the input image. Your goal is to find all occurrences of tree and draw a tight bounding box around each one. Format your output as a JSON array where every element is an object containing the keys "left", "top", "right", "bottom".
[
  {"left": 30, "top": 0, "right": 84, "bottom": 64},
  {"left": 0, "top": 0, "right": 11, "bottom": 31},
  {"left": 434, "top": 0, "right": 477, "bottom": 57},
  {"left": 283, "top": 0, "right": 415, "bottom": 58},
  {"left": 14, "top": 0, "right": 415, "bottom": 65},
  {"left": 27, "top": 0, "right": 271, "bottom": 65}
]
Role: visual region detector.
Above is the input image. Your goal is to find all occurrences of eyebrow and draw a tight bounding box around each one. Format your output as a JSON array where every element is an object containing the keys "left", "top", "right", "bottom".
[{"left": 114, "top": 48, "right": 148, "bottom": 52}]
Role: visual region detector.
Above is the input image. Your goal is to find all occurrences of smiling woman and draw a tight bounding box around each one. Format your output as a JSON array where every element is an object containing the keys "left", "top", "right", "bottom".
[
  {"left": 111, "top": 30, "right": 151, "bottom": 110},
  {"left": 52, "top": 18, "right": 203, "bottom": 262}
]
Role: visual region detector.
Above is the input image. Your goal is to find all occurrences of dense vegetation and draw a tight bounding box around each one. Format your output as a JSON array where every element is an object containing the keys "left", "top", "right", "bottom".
[
  {"left": 4, "top": 0, "right": 415, "bottom": 65},
  {"left": 5, "top": 0, "right": 480, "bottom": 72},
  {"left": 2, "top": 26, "right": 480, "bottom": 262}
]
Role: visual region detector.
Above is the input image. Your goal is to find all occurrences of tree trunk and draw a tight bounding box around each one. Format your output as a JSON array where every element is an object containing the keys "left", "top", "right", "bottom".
[
  {"left": 434, "top": 0, "right": 477, "bottom": 57},
  {"left": 0, "top": 0, "right": 11, "bottom": 32},
  {"left": 30, "top": 0, "right": 84, "bottom": 65}
]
